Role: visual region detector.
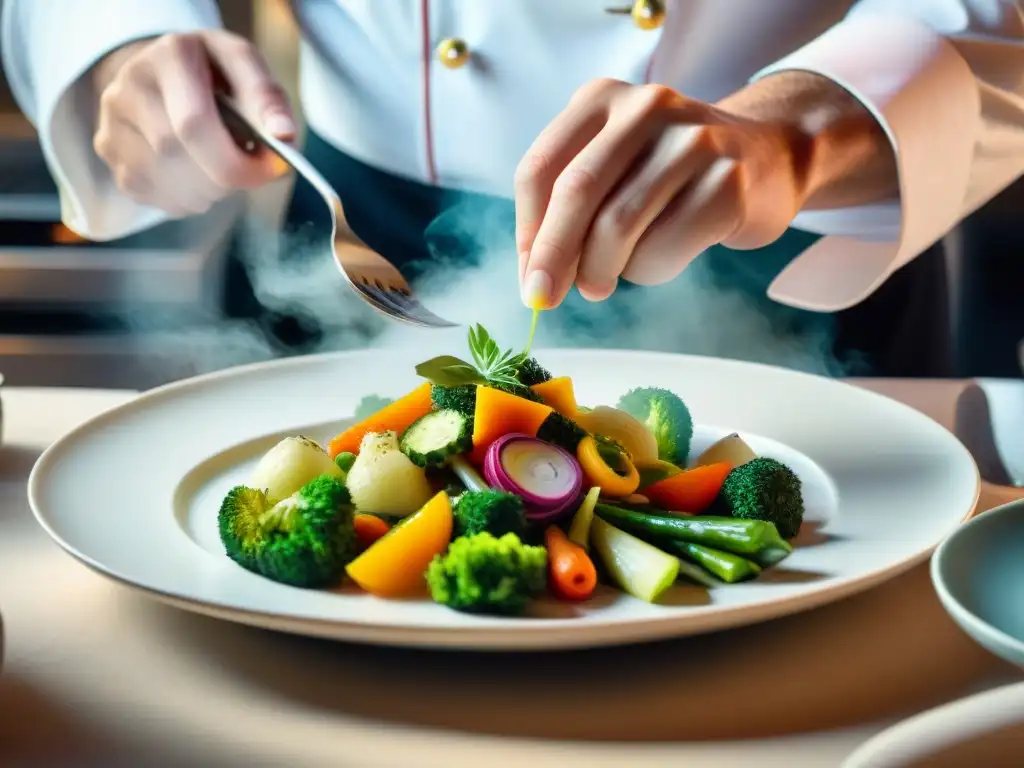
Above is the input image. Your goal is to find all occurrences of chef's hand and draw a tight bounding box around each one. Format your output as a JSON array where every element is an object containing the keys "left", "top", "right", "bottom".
[
  {"left": 515, "top": 77, "right": 815, "bottom": 308},
  {"left": 91, "top": 31, "right": 295, "bottom": 217}
]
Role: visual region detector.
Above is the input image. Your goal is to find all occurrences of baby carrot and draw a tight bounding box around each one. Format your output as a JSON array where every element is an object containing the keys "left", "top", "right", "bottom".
[
  {"left": 354, "top": 514, "right": 391, "bottom": 550},
  {"left": 545, "top": 525, "right": 598, "bottom": 601}
]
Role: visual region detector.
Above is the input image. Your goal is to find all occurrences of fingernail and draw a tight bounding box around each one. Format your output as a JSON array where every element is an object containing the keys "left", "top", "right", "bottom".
[
  {"left": 263, "top": 112, "right": 296, "bottom": 138},
  {"left": 522, "top": 269, "right": 553, "bottom": 310}
]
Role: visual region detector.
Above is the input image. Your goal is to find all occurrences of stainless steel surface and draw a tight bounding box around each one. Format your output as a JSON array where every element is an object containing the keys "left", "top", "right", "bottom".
[
  {"left": 0, "top": 200, "right": 240, "bottom": 310},
  {"left": 0, "top": 328, "right": 272, "bottom": 390},
  {"left": 215, "top": 95, "right": 456, "bottom": 329}
]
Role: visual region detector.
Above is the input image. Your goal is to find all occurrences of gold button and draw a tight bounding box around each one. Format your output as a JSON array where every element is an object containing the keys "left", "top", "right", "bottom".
[
  {"left": 632, "top": 0, "right": 665, "bottom": 30},
  {"left": 437, "top": 38, "right": 470, "bottom": 69}
]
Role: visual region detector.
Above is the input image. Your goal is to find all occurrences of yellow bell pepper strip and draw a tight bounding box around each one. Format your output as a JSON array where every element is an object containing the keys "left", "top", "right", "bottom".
[
  {"left": 576, "top": 435, "right": 640, "bottom": 498},
  {"left": 345, "top": 491, "right": 453, "bottom": 597},
  {"left": 530, "top": 376, "right": 578, "bottom": 417}
]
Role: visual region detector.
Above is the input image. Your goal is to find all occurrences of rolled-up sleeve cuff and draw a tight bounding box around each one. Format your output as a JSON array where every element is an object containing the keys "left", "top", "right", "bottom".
[
  {"left": 2, "top": 0, "right": 221, "bottom": 240},
  {"left": 748, "top": 11, "right": 980, "bottom": 311}
]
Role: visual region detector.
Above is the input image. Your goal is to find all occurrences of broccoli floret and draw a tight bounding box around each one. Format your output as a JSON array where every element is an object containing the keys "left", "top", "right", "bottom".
[
  {"left": 217, "top": 486, "right": 269, "bottom": 571},
  {"left": 716, "top": 457, "right": 805, "bottom": 539},
  {"left": 517, "top": 357, "right": 552, "bottom": 386},
  {"left": 536, "top": 411, "right": 588, "bottom": 452},
  {"left": 617, "top": 387, "right": 694, "bottom": 466},
  {"left": 431, "top": 384, "right": 477, "bottom": 418},
  {"left": 431, "top": 381, "right": 543, "bottom": 419},
  {"left": 426, "top": 532, "right": 547, "bottom": 615},
  {"left": 454, "top": 489, "right": 527, "bottom": 538},
  {"left": 502, "top": 382, "right": 544, "bottom": 402},
  {"left": 218, "top": 474, "right": 357, "bottom": 588}
]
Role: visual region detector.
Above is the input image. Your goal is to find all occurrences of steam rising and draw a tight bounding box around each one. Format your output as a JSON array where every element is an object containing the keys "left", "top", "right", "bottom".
[{"left": 146, "top": 191, "right": 851, "bottom": 381}]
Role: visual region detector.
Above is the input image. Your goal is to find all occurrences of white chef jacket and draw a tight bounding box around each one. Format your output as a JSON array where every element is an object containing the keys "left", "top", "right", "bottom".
[{"left": 3, "top": 0, "right": 1023, "bottom": 311}]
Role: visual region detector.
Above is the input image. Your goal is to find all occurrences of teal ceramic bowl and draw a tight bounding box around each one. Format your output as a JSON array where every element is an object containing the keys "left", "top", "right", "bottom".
[{"left": 931, "top": 499, "right": 1024, "bottom": 667}]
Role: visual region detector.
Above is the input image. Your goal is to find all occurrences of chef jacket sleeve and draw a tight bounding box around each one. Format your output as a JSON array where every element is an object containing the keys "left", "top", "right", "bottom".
[
  {"left": 752, "top": 1, "right": 1024, "bottom": 311},
  {"left": 0, "top": 0, "right": 222, "bottom": 240}
]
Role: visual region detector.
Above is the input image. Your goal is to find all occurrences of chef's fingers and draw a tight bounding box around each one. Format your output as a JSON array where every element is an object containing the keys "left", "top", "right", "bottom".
[
  {"left": 521, "top": 86, "right": 673, "bottom": 308},
  {"left": 154, "top": 34, "right": 282, "bottom": 190},
  {"left": 93, "top": 124, "right": 194, "bottom": 218},
  {"left": 514, "top": 96, "right": 607, "bottom": 284},
  {"left": 131, "top": 98, "right": 230, "bottom": 214},
  {"left": 576, "top": 124, "right": 717, "bottom": 300},
  {"left": 622, "top": 158, "right": 743, "bottom": 286},
  {"left": 203, "top": 32, "right": 296, "bottom": 141}
]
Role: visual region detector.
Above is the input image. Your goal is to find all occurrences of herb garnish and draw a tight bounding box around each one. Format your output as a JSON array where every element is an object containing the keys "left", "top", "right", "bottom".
[
  {"left": 415, "top": 324, "right": 528, "bottom": 389},
  {"left": 523, "top": 307, "right": 540, "bottom": 357}
]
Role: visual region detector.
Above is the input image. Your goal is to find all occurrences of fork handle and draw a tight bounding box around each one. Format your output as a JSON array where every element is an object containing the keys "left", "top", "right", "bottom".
[
  {"left": 214, "top": 93, "right": 345, "bottom": 209},
  {"left": 214, "top": 93, "right": 264, "bottom": 156}
]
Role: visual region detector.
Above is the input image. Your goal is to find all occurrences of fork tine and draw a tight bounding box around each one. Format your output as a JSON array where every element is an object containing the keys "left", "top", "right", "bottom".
[
  {"left": 353, "top": 281, "right": 457, "bottom": 328},
  {"left": 401, "top": 298, "right": 459, "bottom": 328}
]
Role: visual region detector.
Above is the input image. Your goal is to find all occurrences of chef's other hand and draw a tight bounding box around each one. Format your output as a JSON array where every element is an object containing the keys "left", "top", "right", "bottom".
[
  {"left": 91, "top": 31, "right": 295, "bottom": 217},
  {"left": 515, "top": 78, "right": 814, "bottom": 309}
]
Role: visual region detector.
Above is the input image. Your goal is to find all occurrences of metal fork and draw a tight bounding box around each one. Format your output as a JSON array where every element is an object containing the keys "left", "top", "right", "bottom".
[{"left": 215, "top": 95, "right": 457, "bottom": 329}]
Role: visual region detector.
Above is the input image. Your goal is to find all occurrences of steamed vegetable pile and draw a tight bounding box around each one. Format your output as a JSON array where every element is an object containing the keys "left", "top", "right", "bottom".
[{"left": 217, "top": 323, "right": 806, "bottom": 614}]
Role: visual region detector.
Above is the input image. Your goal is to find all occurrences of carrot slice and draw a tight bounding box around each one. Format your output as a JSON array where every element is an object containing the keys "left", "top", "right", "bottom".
[
  {"left": 328, "top": 382, "right": 433, "bottom": 458},
  {"left": 470, "top": 386, "right": 553, "bottom": 464},
  {"left": 545, "top": 525, "right": 597, "bottom": 601},
  {"left": 531, "top": 376, "right": 578, "bottom": 416},
  {"left": 354, "top": 514, "right": 391, "bottom": 550},
  {"left": 642, "top": 462, "right": 731, "bottom": 513}
]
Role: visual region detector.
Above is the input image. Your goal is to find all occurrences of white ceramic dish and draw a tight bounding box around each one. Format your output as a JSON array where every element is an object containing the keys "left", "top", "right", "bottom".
[
  {"left": 843, "top": 680, "right": 1024, "bottom": 767},
  {"left": 27, "top": 349, "right": 980, "bottom": 651}
]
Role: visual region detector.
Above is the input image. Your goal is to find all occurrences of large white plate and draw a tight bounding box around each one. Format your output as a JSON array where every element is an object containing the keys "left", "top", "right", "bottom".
[{"left": 28, "top": 349, "right": 979, "bottom": 650}]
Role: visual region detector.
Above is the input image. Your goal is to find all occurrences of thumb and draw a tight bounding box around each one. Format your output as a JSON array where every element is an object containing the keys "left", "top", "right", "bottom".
[{"left": 203, "top": 33, "right": 296, "bottom": 141}]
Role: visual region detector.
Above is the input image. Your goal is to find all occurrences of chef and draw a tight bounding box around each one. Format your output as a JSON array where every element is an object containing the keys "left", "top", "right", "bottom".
[{"left": 3, "top": 1, "right": 1024, "bottom": 374}]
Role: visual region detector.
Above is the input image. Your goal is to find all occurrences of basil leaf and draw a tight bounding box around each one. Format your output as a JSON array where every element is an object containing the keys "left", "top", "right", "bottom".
[{"left": 415, "top": 355, "right": 487, "bottom": 387}]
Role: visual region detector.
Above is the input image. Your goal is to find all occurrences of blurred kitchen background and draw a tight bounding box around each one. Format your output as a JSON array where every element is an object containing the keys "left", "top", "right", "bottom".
[{"left": 0, "top": 0, "right": 1021, "bottom": 389}]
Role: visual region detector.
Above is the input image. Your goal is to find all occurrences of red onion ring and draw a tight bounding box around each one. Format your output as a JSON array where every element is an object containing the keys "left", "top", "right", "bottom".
[{"left": 483, "top": 433, "right": 583, "bottom": 522}]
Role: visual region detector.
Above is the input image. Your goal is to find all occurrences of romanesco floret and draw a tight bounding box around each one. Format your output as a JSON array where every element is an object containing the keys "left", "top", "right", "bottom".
[{"left": 426, "top": 532, "right": 547, "bottom": 615}]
